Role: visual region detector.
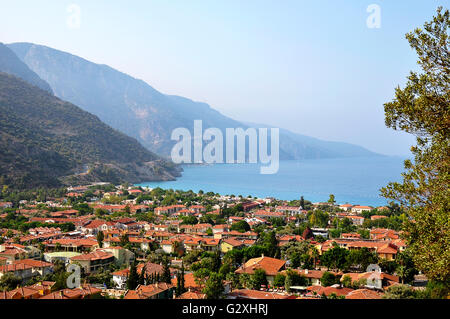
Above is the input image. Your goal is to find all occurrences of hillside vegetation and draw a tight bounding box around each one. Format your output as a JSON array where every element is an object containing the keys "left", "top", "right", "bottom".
[{"left": 0, "top": 72, "right": 180, "bottom": 189}]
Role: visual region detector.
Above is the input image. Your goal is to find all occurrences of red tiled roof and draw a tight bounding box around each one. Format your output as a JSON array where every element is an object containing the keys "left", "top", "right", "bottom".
[{"left": 235, "top": 256, "right": 286, "bottom": 276}]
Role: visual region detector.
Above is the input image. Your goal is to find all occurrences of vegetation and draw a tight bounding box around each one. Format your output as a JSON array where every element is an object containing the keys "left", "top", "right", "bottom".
[
  {"left": 381, "top": 7, "right": 449, "bottom": 284},
  {"left": 0, "top": 72, "right": 179, "bottom": 189}
]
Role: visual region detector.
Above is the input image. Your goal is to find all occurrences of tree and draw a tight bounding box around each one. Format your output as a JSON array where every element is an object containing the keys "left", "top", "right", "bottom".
[
  {"left": 250, "top": 269, "right": 268, "bottom": 290},
  {"left": 321, "top": 245, "right": 349, "bottom": 271},
  {"left": 230, "top": 220, "right": 250, "bottom": 233},
  {"left": 300, "top": 196, "right": 305, "bottom": 209},
  {"left": 161, "top": 256, "right": 171, "bottom": 283},
  {"left": 346, "top": 247, "right": 378, "bottom": 271},
  {"left": 320, "top": 271, "right": 339, "bottom": 287},
  {"left": 380, "top": 7, "right": 449, "bottom": 283},
  {"left": 126, "top": 263, "right": 139, "bottom": 290},
  {"left": 262, "top": 231, "right": 279, "bottom": 258},
  {"left": 273, "top": 273, "right": 286, "bottom": 288},
  {"left": 0, "top": 273, "right": 21, "bottom": 291},
  {"left": 328, "top": 194, "right": 336, "bottom": 205},
  {"left": 120, "top": 233, "right": 129, "bottom": 247},
  {"left": 341, "top": 275, "right": 353, "bottom": 288},
  {"left": 383, "top": 284, "right": 417, "bottom": 299},
  {"left": 179, "top": 262, "right": 186, "bottom": 295},
  {"left": 96, "top": 230, "right": 104, "bottom": 248},
  {"left": 203, "top": 273, "right": 224, "bottom": 299},
  {"left": 138, "top": 265, "right": 146, "bottom": 285},
  {"left": 395, "top": 251, "right": 418, "bottom": 284}
]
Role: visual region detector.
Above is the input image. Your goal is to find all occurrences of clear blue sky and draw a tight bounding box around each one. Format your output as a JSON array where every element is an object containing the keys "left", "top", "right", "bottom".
[{"left": 0, "top": 0, "right": 447, "bottom": 155}]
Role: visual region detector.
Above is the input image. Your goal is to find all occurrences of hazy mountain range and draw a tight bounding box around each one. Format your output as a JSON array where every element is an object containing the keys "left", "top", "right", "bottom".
[{"left": 6, "top": 42, "right": 381, "bottom": 160}]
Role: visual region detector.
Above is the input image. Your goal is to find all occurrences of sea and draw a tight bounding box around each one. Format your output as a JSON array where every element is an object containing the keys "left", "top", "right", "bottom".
[{"left": 135, "top": 156, "right": 407, "bottom": 207}]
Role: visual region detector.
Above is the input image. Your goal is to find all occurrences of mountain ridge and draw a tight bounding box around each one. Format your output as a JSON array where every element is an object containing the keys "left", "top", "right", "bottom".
[
  {"left": 0, "top": 72, "right": 180, "bottom": 189},
  {"left": 0, "top": 43, "right": 52, "bottom": 94},
  {"left": 7, "top": 42, "right": 381, "bottom": 160}
]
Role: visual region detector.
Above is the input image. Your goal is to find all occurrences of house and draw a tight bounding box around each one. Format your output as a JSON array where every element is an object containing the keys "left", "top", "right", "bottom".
[
  {"left": 13, "top": 259, "right": 53, "bottom": 277},
  {"left": 189, "top": 205, "right": 206, "bottom": 214},
  {"left": 100, "top": 246, "right": 135, "bottom": 266},
  {"left": 201, "top": 238, "right": 221, "bottom": 251},
  {"left": 0, "top": 202, "right": 13, "bottom": 209},
  {"left": 0, "top": 245, "right": 28, "bottom": 262},
  {"left": 45, "top": 238, "right": 98, "bottom": 252},
  {"left": 347, "top": 215, "right": 365, "bottom": 226},
  {"left": 124, "top": 283, "right": 174, "bottom": 299},
  {"left": 155, "top": 205, "right": 186, "bottom": 216},
  {"left": 282, "top": 269, "right": 341, "bottom": 286},
  {"left": 70, "top": 250, "right": 115, "bottom": 273},
  {"left": 371, "top": 215, "right": 388, "bottom": 221},
  {"left": 44, "top": 251, "right": 82, "bottom": 265},
  {"left": 341, "top": 272, "right": 399, "bottom": 289},
  {"left": 351, "top": 206, "right": 372, "bottom": 214},
  {"left": 305, "top": 285, "right": 353, "bottom": 298},
  {"left": 220, "top": 238, "right": 245, "bottom": 253},
  {"left": 39, "top": 285, "right": 102, "bottom": 299},
  {"left": 345, "top": 288, "right": 383, "bottom": 299},
  {"left": 227, "top": 289, "right": 290, "bottom": 299},
  {"left": 235, "top": 255, "right": 286, "bottom": 284},
  {"left": 275, "top": 206, "right": 302, "bottom": 216},
  {"left": 176, "top": 291, "right": 206, "bottom": 299},
  {"left": 0, "top": 263, "right": 34, "bottom": 282},
  {"left": 339, "top": 204, "right": 353, "bottom": 212},
  {"left": 112, "top": 268, "right": 129, "bottom": 289},
  {"left": 212, "top": 224, "right": 229, "bottom": 234},
  {"left": 137, "top": 261, "right": 164, "bottom": 278},
  {"left": 241, "top": 201, "right": 260, "bottom": 212},
  {"left": 318, "top": 239, "right": 400, "bottom": 260},
  {"left": 253, "top": 210, "right": 285, "bottom": 220},
  {"left": 341, "top": 233, "right": 361, "bottom": 239}
]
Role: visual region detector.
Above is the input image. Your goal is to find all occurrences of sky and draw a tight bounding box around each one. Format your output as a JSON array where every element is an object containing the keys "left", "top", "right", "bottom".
[{"left": 0, "top": 0, "right": 447, "bottom": 156}]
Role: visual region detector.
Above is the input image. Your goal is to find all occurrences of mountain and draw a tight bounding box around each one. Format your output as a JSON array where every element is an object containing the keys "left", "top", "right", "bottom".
[
  {"left": 245, "top": 123, "right": 381, "bottom": 159},
  {"left": 0, "top": 72, "right": 180, "bottom": 189},
  {"left": 0, "top": 43, "right": 52, "bottom": 94},
  {"left": 7, "top": 42, "right": 381, "bottom": 160}
]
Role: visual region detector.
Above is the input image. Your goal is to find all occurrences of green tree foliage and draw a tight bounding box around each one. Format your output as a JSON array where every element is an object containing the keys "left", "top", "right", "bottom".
[
  {"left": 346, "top": 247, "right": 378, "bottom": 272},
  {"left": 0, "top": 73, "right": 178, "bottom": 189},
  {"left": 383, "top": 284, "right": 418, "bottom": 299},
  {"left": 320, "top": 245, "right": 350, "bottom": 271},
  {"left": 203, "top": 273, "right": 224, "bottom": 299},
  {"left": 161, "top": 256, "right": 172, "bottom": 284},
  {"left": 0, "top": 273, "right": 21, "bottom": 291},
  {"left": 273, "top": 273, "right": 286, "bottom": 287},
  {"left": 126, "top": 263, "right": 139, "bottom": 290},
  {"left": 96, "top": 230, "right": 105, "bottom": 248},
  {"left": 250, "top": 269, "right": 268, "bottom": 290},
  {"left": 261, "top": 231, "right": 280, "bottom": 258},
  {"left": 320, "top": 271, "right": 339, "bottom": 287},
  {"left": 381, "top": 7, "right": 449, "bottom": 283},
  {"left": 230, "top": 220, "right": 250, "bottom": 233}
]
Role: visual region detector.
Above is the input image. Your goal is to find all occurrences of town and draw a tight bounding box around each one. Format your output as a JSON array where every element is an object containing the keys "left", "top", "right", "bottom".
[{"left": 0, "top": 183, "right": 432, "bottom": 299}]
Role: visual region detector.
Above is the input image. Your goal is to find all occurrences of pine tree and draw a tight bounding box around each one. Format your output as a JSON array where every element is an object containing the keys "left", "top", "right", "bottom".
[
  {"left": 161, "top": 256, "right": 171, "bottom": 283},
  {"left": 381, "top": 7, "right": 449, "bottom": 283},
  {"left": 180, "top": 262, "right": 186, "bottom": 294}
]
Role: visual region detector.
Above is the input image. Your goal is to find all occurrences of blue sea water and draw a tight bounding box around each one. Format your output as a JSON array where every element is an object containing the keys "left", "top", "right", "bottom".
[{"left": 136, "top": 156, "right": 407, "bottom": 207}]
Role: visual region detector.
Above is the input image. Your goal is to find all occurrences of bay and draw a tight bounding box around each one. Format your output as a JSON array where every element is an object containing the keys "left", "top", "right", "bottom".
[{"left": 136, "top": 156, "right": 407, "bottom": 206}]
